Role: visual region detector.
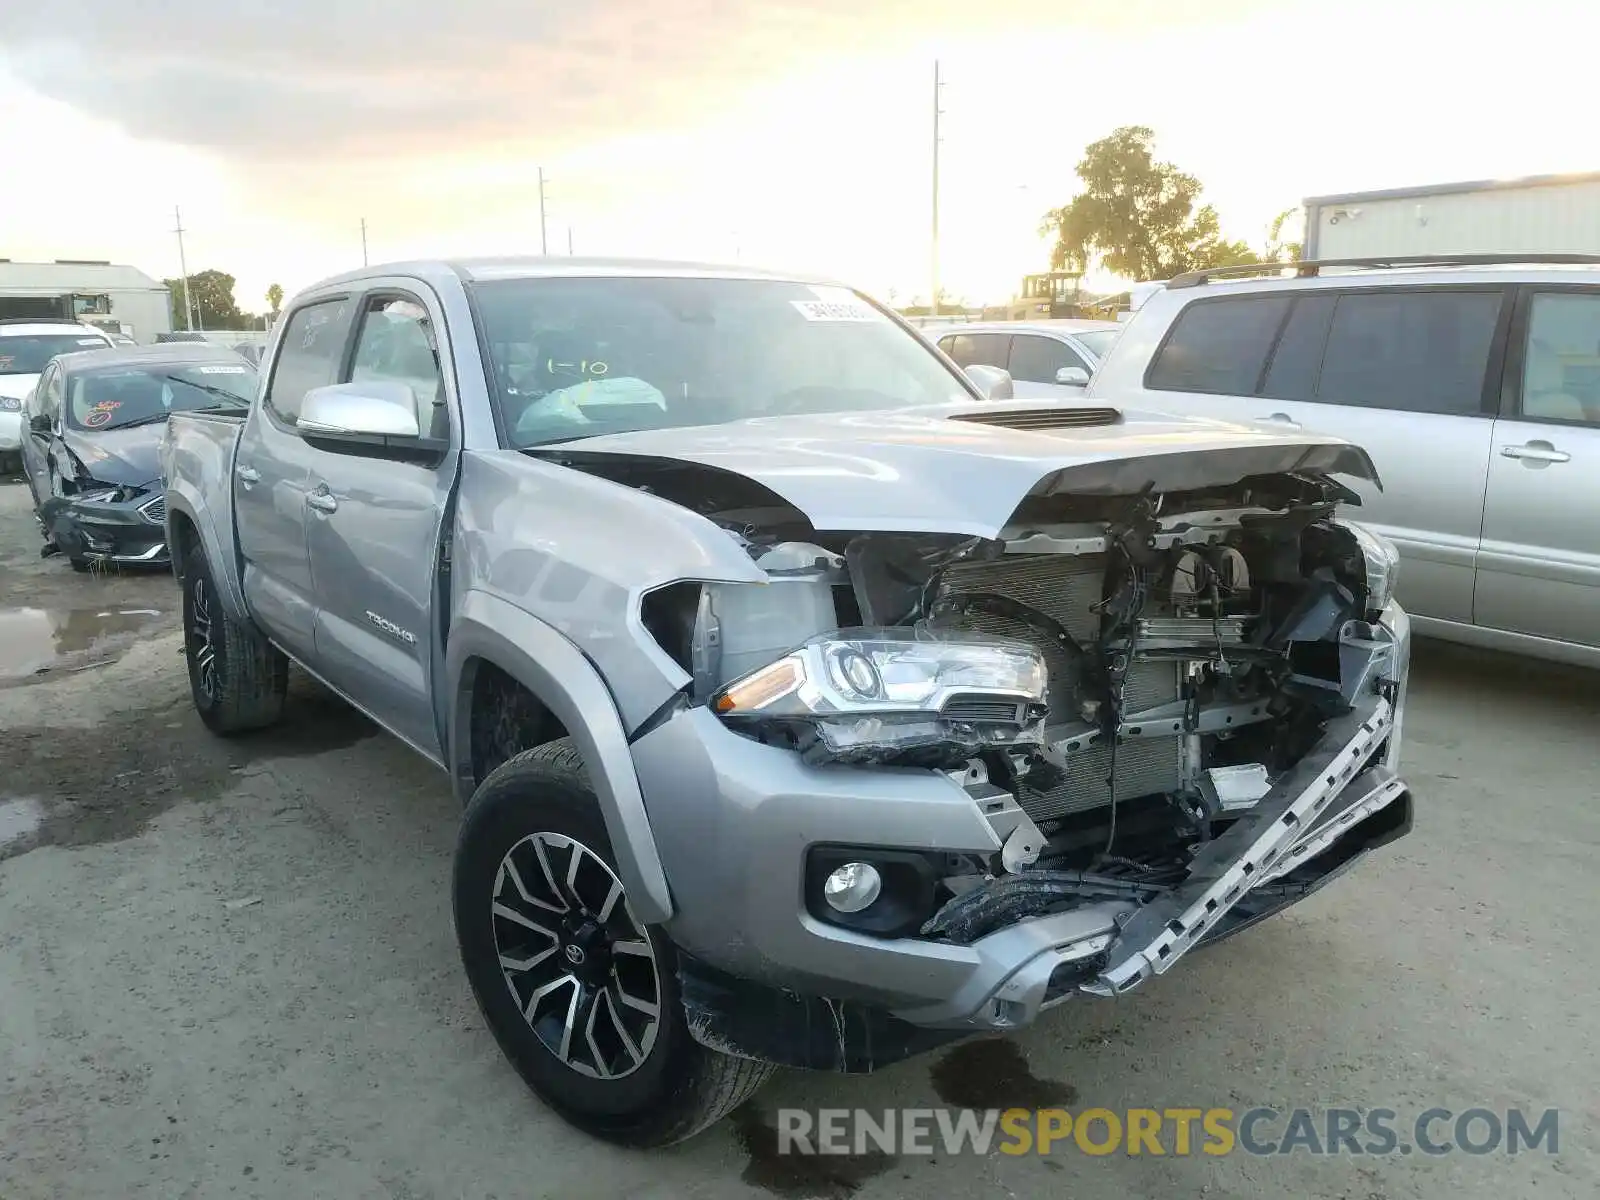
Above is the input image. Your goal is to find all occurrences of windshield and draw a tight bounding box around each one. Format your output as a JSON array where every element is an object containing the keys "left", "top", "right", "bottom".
[
  {"left": 1074, "top": 329, "right": 1120, "bottom": 360},
  {"left": 0, "top": 333, "right": 112, "bottom": 376},
  {"left": 471, "top": 276, "right": 975, "bottom": 446},
  {"left": 65, "top": 361, "right": 257, "bottom": 431}
]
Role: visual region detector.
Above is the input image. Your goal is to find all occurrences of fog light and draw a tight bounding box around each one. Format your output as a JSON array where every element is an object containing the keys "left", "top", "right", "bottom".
[{"left": 823, "top": 862, "right": 882, "bottom": 913}]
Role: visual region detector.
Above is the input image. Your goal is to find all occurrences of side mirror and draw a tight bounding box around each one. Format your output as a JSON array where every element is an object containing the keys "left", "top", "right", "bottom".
[
  {"left": 964, "top": 363, "right": 1014, "bottom": 402},
  {"left": 298, "top": 381, "right": 439, "bottom": 459},
  {"left": 30, "top": 413, "right": 51, "bottom": 433},
  {"left": 1055, "top": 366, "right": 1091, "bottom": 387}
]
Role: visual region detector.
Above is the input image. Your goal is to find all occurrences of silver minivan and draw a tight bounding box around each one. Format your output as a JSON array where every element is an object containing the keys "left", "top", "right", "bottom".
[{"left": 1086, "top": 254, "right": 1600, "bottom": 669}]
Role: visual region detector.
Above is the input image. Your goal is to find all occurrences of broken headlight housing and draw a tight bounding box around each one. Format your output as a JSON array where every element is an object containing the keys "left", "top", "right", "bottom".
[
  {"left": 1337, "top": 519, "right": 1400, "bottom": 618},
  {"left": 712, "top": 629, "right": 1049, "bottom": 764},
  {"left": 73, "top": 485, "right": 142, "bottom": 505}
]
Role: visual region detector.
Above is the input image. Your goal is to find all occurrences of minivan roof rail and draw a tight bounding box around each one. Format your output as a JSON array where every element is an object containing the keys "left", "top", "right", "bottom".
[{"left": 1167, "top": 252, "right": 1600, "bottom": 289}]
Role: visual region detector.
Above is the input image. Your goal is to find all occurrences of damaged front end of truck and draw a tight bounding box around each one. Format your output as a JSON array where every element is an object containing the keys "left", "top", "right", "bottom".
[{"left": 516, "top": 404, "right": 1413, "bottom": 1067}]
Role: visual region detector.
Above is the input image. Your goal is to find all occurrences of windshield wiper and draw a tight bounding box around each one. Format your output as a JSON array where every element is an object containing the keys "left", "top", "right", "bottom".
[
  {"left": 104, "top": 413, "right": 177, "bottom": 430},
  {"left": 165, "top": 376, "right": 252, "bottom": 406}
]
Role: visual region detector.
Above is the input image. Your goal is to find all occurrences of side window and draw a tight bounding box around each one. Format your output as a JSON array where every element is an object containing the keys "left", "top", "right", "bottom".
[
  {"left": 1316, "top": 291, "right": 1502, "bottom": 415},
  {"left": 1261, "top": 295, "right": 1336, "bottom": 401},
  {"left": 21, "top": 366, "right": 48, "bottom": 420},
  {"left": 350, "top": 296, "right": 443, "bottom": 413},
  {"left": 1007, "top": 334, "right": 1088, "bottom": 384},
  {"left": 41, "top": 368, "right": 64, "bottom": 424},
  {"left": 263, "top": 298, "right": 355, "bottom": 425},
  {"left": 1145, "top": 297, "right": 1291, "bottom": 395},
  {"left": 1519, "top": 292, "right": 1600, "bottom": 426},
  {"left": 944, "top": 333, "right": 1009, "bottom": 369}
]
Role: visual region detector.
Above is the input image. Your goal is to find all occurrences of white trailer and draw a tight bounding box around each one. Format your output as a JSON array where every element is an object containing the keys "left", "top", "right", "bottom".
[{"left": 1304, "top": 171, "right": 1600, "bottom": 260}]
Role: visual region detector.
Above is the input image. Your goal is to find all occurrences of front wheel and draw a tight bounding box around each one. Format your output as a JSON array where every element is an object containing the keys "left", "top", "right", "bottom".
[
  {"left": 453, "top": 740, "right": 773, "bottom": 1146},
  {"left": 182, "top": 553, "right": 288, "bottom": 734}
]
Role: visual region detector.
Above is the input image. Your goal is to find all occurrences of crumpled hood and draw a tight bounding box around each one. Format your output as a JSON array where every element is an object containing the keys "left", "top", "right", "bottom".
[
  {"left": 539, "top": 403, "right": 1380, "bottom": 537},
  {"left": 62, "top": 423, "right": 165, "bottom": 488},
  {"left": 0, "top": 373, "right": 40, "bottom": 401}
]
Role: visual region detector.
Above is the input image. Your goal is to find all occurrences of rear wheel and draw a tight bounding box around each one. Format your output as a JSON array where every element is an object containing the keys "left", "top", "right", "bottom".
[
  {"left": 453, "top": 740, "right": 773, "bottom": 1146},
  {"left": 182, "top": 553, "right": 288, "bottom": 734}
]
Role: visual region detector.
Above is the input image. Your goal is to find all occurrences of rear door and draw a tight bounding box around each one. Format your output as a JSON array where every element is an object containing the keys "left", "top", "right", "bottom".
[
  {"left": 235, "top": 296, "right": 357, "bottom": 661},
  {"left": 20, "top": 364, "right": 60, "bottom": 502},
  {"left": 301, "top": 288, "right": 459, "bottom": 760},
  {"left": 1004, "top": 333, "right": 1093, "bottom": 399},
  {"left": 1139, "top": 288, "right": 1508, "bottom": 625},
  {"left": 1474, "top": 286, "right": 1600, "bottom": 648}
]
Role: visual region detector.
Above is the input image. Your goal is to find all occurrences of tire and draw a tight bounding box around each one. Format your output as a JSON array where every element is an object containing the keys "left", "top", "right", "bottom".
[
  {"left": 182, "top": 551, "right": 288, "bottom": 734},
  {"left": 453, "top": 738, "right": 773, "bottom": 1147}
]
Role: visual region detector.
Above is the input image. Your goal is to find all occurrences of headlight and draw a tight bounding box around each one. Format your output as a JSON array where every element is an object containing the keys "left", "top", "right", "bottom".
[
  {"left": 74, "top": 486, "right": 139, "bottom": 505},
  {"left": 1339, "top": 520, "right": 1400, "bottom": 617},
  {"left": 0, "top": 396, "right": 21, "bottom": 412},
  {"left": 713, "top": 629, "right": 1048, "bottom": 764}
]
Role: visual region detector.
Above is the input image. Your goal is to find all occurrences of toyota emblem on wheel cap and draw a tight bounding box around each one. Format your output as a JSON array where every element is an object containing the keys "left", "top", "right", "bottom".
[{"left": 564, "top": 944, "right": 586, "bottom": 965}]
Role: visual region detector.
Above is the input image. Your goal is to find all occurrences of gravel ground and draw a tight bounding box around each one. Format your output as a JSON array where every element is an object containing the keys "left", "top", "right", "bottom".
[{"left": 1, "top": 474, "right": 1596, "bottom": 1199}]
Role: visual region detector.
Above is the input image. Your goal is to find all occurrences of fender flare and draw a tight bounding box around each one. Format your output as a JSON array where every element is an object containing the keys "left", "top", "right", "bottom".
[
  {"left": 163, "top": 489, "right": 249, "bottom": 622},
  {"left": 445, "top": 590, "right": 674, "bottom": 924}
]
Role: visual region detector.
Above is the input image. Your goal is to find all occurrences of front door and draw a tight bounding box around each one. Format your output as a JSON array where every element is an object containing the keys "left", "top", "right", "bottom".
[
  {"left": 303, "top": 289, "right": 459, "bottom": 760},
  {"left": 1474, "top": 287, "right": 1600, "bottom": 649},
  {"left": 234, "top": 296, "right": 357, "bottom": 661},
  {"left": 1004, "top": 333, "right": 1093, "bottom": 399}
]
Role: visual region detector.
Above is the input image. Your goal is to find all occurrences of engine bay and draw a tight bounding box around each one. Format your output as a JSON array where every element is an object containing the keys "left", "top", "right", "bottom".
[{"left": 631, "top": 459, "right": 1402, "bottom": 947}]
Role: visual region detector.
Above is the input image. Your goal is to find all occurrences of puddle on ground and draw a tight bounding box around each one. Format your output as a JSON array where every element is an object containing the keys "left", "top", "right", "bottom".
[
  {"left": 928, "top": 1038, "right": 1078, "bottom": 1110},
  {"left": 0, "top": 606, "right": 168, "bottom": 686},
  {"left": 2, "top": 672, "right": 378, "bottom": 863},
  {"left": 730, "top": 1103, "right": 896, "bottom": 1200},
  {"left": 0, "top": 797, "right": 45, "bottom": 854}
]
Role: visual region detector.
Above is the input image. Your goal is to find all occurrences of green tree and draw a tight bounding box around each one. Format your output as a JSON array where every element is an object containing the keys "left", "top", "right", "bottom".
[
  {"left": 1042, "top": 126, "right": 1256, "bottom": 280},
  {"left": 266, "top": 283, "right": 284, "bottom": 314},
  {"left": 1264, "top": 208, "right": 1304, "bottom": 263},
  {"left": 161, "top": 269, "right": 246, "bottom": 330}
]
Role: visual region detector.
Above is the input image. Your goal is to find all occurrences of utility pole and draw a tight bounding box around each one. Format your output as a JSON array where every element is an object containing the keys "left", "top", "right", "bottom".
[
  {"left": 361, "top": 218, "right": 369, "bottom": 266},
  {"left": 931, "top": 60, "right": 945, "bottom": 318},
  {"left": 538, "top": 168, "right": 549, "bottom": 255},
  {"left": 173, "top": 205, "right": 195, "bottom": 332},
  {"left": 567, "top": 226, "right": 574, "bottom": 256}
]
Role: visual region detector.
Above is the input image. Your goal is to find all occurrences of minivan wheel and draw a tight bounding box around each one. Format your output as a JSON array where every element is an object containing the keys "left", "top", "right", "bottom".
[
  {"left": 454, "top": 740, "right": 774, "bottom": 1147},
  {"left": 182, "top": 554, "right": 288, "bottom": 735}
]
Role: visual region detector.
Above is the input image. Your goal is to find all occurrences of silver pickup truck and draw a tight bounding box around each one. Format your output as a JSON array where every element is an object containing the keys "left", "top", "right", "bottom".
[{"left": 160, "top": 257, "right": 1414, "bottom": 1147}]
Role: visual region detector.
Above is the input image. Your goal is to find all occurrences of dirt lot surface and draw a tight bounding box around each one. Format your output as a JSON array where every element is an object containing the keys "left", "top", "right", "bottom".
[{"left": 1, "top": 474, "right": 1596, "bottom": 1199}]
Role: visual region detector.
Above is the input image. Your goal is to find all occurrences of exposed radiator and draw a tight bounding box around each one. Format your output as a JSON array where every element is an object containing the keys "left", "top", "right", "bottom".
[{"left": 939, "top": 552, "right": 1184, "bottom": 821}]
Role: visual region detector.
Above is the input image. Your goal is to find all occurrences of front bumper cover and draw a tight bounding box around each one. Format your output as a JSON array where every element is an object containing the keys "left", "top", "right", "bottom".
[{"left": 38, "top": 490, "right": 169, "bottom": 566}]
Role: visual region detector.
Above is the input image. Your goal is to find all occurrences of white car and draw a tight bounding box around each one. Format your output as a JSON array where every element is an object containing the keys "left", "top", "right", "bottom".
[
  {"left": 932, "top": 319, "right": 1123, "bottom": 398},
  {"left": 0, "top": 320, "right": 116, "bottom": 470}
]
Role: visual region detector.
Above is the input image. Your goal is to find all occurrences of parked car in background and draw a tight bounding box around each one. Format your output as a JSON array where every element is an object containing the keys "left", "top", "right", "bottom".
[
  {"left": 935, "top": 319, "right": 1122, "bottom": 398},
  {"left": 21, "top": 342, "right": 255, "bottom": 569},
  {"left": 0, "top": 319, "right": 116, "bottom": 471},
  {"left": 162, "top": 257, "right": 1412, "bottom": 1147},
  {"left": 1086, "top": 253, "right": 1600, "bottom": 669}
]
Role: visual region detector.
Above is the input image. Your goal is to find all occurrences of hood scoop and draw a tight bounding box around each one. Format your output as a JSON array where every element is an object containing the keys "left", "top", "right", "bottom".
[{"left": 949, "top": 406, "right": 1122, "bottom": 432}]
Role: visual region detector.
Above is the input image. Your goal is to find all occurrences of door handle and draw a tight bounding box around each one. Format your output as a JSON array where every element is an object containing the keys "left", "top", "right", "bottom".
[
  {"left": 306, "top": 489, "right": 339, "bottom": 514},
  {"left": 1500, "top": 442, "right": 1571, "bottom": 464},
  {"left": 1262, "top": 412, "right": 1302, "bottom": 430},
  {"left": 236, "top": 464, "right": 261, "bottom": 485}
]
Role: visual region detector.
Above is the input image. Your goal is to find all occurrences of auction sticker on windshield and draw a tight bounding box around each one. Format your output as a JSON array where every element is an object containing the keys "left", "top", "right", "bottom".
[
  {"left": 196, "top": 365, "right": 249, "bottom": 374},
  {"left": 792, "top": 285, "right": 882, "bottom": 323}
]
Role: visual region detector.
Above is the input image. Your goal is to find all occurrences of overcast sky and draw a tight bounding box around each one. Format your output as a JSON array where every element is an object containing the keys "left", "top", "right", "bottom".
[{"left": 3, "top": 0, "right": 1597, "bottom": 313}]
